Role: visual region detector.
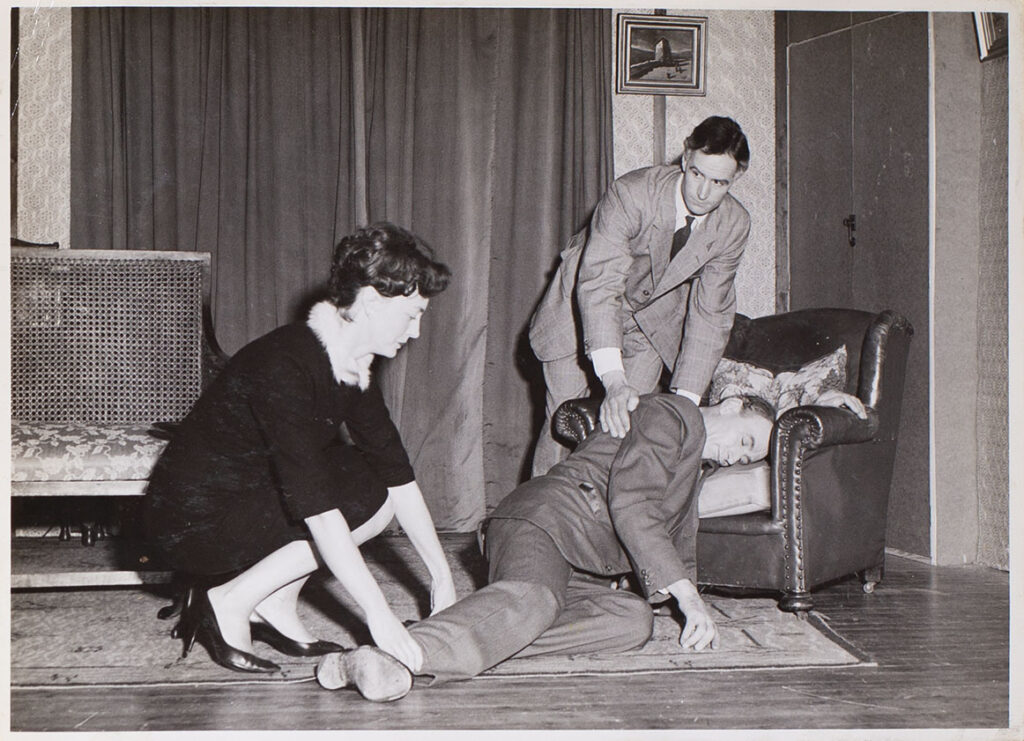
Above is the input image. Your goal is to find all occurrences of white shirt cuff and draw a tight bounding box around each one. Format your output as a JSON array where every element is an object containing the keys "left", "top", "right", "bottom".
[
  {"left": 672, "top": 388, "right": 702, "bottom": 405},
  {"left": 590, "top": 347, "right": 624, "bottom": 379}
]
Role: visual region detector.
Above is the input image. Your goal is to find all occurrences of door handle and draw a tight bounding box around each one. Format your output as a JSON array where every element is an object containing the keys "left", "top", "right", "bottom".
[{"left": 842, "top": 214, "right": 856, "bottom": 247}]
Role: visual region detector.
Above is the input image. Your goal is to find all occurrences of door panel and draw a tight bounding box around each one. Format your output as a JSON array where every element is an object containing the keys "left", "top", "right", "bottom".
[
  {"left": 785, "top": 11, "right": 931, "bottom": 558},
  {"left": 788, "top": 29, "right": 854, "bottom": 310},
  {"left": 852, "top": 12, "right": 931, "bottom": 556},
  {"left": 788, "top": 12, "right": 851, "bottom": 44}
]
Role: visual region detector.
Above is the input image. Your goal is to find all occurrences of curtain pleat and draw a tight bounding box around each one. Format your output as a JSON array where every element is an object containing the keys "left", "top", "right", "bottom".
[
  {"left": 484, "top": 9, "right": 614, "bottom": 510},
  {"left": 70, "top": 7, "right": 612, "bottom": 529},
  {"left": 365, "top": 9, "right": 500, "bottom": 529}
]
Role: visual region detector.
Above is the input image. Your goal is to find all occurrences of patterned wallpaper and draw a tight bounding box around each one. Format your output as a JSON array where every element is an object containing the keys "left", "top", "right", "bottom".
[
  {"left": 612, "top": 8, "right": 776, "bottom": 318},
  {"left": 975, "top": 55, "right": 1009, "bottom": 571},
  {"left": 14, "top": 8, "right": 72, "bottom": 248}
]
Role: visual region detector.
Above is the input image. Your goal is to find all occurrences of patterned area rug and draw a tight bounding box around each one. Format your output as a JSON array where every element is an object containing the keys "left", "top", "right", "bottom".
[{"left": 10, "top": 536, "right": 872, "bottom": 687}]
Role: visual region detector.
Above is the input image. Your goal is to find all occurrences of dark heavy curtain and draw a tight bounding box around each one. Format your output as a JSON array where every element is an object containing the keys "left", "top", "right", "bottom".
[{"left": 71, "top": 8, "right": 612, "bottom": 529}]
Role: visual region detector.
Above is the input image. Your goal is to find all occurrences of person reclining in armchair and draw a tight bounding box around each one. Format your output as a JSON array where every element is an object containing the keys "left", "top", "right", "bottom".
[{"left": 317, "top": 389, "right": 866, "bottom": 702}]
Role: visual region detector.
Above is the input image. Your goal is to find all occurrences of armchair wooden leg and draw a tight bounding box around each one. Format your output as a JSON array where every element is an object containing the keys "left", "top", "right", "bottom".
[
  {"left": 779, "top": 591, "right": 813, "bottom": 617},
  {"left": 861, "top": 565, "right": 884, "bottom": 594}
]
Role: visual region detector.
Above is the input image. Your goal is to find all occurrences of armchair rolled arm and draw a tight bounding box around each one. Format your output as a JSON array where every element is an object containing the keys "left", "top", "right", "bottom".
[
  {"left": 552, "top": 397, "right": 601, "bottom": 445},
  {"left": 771, "top": 404, "right": 879, "bottom": 596},
  {"left": 775, "top": 404, "right": 879, "bottom": 450}
]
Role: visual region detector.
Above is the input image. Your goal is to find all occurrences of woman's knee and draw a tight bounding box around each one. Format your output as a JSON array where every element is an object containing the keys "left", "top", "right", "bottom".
[{"left": 350, "top": 496, "right": 395, "bottom": 545}]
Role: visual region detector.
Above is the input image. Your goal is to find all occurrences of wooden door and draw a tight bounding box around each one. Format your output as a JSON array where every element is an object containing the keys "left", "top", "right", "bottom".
[
  {"left": 787, "top": 23, "right": 854, "bottom": 309},
  {"left": 850, "top": 13, "right": 931, "bottom": 557},
  {"left": 785, "top": 12, "right": 931, "bottom": 557}
]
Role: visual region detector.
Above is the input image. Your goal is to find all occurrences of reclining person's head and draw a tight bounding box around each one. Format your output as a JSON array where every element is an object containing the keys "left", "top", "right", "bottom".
[{"left": 699, "top": 394, "right": 775, "bottom": 467}]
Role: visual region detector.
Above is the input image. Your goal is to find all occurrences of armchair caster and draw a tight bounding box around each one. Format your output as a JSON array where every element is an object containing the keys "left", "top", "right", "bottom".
[
  {"left": 779, "top": 591, "right": 813, "bottom": 617},
  {"left": 861, "top": 565, "right": 884, "bottom": 594}
]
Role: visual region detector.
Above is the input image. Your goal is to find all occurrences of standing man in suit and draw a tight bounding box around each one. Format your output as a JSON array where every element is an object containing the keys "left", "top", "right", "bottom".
[
  {"left": 528, "top": 116, "right": 751, "bottom": 476},
  {"left": 314, "top": 392, "right": 778, "bottom": 702}
]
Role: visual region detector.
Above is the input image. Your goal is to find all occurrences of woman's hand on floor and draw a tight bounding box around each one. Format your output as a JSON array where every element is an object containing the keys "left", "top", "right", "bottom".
[
  {"left": 368, "top": 608, "right": 424, "bottom": 672},
  {"left": 429, "top": 576, "right": 457, "bottom": 615}
]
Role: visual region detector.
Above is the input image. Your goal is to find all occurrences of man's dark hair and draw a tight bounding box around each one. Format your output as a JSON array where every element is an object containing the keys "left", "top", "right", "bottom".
[
  {"left": 684, "top": 116, "right": 750, "bottom": 172},
  {"left": 328, "top": 222, "right": 451, "bottom": 309},
  {"left": 736, "top": 393, "right": 776, "bottom": 423}
]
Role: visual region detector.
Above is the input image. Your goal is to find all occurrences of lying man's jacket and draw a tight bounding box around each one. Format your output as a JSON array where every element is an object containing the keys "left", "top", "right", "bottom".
[{"left": 490, "top": 393, "right": 704, "bottom": 600}]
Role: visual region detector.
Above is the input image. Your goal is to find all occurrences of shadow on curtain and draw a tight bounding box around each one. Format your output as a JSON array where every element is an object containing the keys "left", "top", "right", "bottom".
[{"left": 70, "top": 7, "right": 612, "bottom": 530}]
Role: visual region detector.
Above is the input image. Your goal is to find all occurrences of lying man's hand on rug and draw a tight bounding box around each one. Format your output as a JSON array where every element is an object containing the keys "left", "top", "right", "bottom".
[{"left": 667, "top": 578, "right": 719, "bottom": 652}]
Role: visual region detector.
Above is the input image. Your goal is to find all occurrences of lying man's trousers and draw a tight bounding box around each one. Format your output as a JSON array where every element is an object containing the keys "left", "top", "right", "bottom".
[{"left": 407, "top": 517, "right": 655, "bottom": 683}]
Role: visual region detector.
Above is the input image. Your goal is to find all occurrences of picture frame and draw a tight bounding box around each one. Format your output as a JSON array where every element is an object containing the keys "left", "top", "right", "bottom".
[
  {"left": 616, "top": 13, "right": 707, "bottom": 96},
  {"left": 973, "top": 12, "right": 1008, "bottom": 61}
]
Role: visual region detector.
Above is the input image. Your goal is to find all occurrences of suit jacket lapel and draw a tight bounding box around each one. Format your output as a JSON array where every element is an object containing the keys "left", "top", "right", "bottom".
[{"left": 648, "top": 185, "right": 677, "bottom": 285}]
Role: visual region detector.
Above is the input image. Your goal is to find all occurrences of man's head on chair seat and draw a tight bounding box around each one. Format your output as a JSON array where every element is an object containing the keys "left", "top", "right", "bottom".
[{"left": 699, "top": 394, "right": 775, "bottom": 467}]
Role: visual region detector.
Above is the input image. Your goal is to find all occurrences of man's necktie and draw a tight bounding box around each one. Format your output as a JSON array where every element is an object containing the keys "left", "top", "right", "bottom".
[{"left": 670, "top": 215, "right": 695, "bottom": 260}]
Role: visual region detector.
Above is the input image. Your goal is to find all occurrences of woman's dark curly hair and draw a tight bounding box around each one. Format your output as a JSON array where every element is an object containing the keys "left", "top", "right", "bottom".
[{"left": 328, "top": 222, "right": 451, "bottom": 309}]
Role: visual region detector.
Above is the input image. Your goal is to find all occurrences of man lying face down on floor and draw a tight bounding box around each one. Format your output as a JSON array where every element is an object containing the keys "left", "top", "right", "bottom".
[{"left": 317, "top": 389, "right": 867, "bottom": 702}]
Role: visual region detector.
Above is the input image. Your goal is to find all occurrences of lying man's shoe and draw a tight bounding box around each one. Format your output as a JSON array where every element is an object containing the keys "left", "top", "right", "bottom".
[{"left": 316, "top": 646, "right": 413, "bottom": 702}]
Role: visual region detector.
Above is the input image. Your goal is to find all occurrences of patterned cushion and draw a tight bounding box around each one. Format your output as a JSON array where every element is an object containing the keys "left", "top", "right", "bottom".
[
  {"left": 708, "top": 345, "right": 848, "bottom": 417},
  {"left": 11, "top": 421, "right": 168, "bottom": 483}
]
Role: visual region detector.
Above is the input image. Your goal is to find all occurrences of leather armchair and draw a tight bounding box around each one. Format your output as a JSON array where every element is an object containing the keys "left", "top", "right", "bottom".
[{"left": 553, "top": 308, "right": 914, "bottom": 615}]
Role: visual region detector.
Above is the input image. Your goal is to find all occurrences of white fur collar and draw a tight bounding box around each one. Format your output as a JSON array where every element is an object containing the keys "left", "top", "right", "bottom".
[{"left": 307, "top": 301, "right": 372, "bottom": 390}]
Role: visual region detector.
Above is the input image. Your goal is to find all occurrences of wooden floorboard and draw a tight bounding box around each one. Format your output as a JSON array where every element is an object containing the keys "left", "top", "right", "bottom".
[{"left": 9, "top": 537, "right": 1012, "bottom": 733}]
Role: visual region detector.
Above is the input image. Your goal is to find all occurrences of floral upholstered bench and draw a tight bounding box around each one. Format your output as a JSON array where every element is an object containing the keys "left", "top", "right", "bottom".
[
  {"left": 10, "top": 421, "right": 169, "bottom": 497},
  {"left": 10, "top": 248, "right": 224, "bottom": 586}
]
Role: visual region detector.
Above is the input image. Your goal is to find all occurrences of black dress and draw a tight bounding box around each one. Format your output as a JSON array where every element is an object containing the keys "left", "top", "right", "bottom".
[{"left": 141, "top": 321, "right": 414, "bottom": 576}]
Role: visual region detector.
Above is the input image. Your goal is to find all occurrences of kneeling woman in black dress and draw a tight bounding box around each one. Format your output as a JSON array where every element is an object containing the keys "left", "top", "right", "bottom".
[{"left": 142, "top": 223, "right": 456, "bottom": 674}]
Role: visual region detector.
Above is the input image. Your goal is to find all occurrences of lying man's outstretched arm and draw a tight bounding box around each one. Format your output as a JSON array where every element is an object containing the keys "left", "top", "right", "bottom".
[{"left": 604, "top": 394, "right": 717, "bottom": 651}]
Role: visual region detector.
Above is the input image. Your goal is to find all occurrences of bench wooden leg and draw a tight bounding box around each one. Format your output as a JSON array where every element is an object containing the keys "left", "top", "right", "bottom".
[
  {"left": 82, "top": 523, "right": 97, "bottom": 546},
  {"left": 56, "top": 499, "right": 118, "bottom": 547}
]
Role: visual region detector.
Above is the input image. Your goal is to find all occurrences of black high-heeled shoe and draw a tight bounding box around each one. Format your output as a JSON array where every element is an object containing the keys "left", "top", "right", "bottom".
[
  {"left": 178, "top": 588, "right": 281, "bottom": 674},
  {"left": 250, "top": 621, "right": 344, "bottom": 657}
]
